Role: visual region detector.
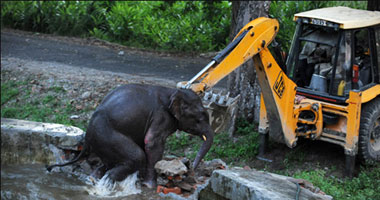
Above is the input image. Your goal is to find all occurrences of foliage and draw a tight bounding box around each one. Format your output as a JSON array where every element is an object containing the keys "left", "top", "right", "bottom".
[
  {"left": 1, "top": 80, "right": 21, "bottom": 105},
  {"left": 1, "top": 79, "right": 88, "bottom": 130},
  {"left": 1, "top": 1, "right": 231, "bottom": 52},
  {"left": 166, "top": 118, "right": 259, "bottom": 163},
  {"left": 294, "top": 165, "right": 380, "bottom": 200},
  {"left": 1, "top": 1, "right": 367, "bottom": 53}
]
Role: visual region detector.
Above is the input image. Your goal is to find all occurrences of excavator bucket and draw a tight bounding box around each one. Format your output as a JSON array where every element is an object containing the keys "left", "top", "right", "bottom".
[{"left": 201, "top": 90, "right": 240, "bottom": 134}]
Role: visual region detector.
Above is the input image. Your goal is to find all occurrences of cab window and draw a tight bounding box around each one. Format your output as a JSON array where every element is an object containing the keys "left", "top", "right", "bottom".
[{"left": 353, "top": 28, "right": 373, "bottom": 89}]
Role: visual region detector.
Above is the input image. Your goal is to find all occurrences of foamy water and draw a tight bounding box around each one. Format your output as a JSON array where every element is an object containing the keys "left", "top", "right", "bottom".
[
  {"left": 1, "top": 164, "right": 160, "bottom": 200},
  {"left": 87, "top": 172, "right": 141, "bottom": 197}
]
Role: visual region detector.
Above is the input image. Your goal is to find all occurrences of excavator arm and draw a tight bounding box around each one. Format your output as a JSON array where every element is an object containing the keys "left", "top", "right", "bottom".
[
  {"left": 177, "top": 17, "right": 298, "bottom": 147},
  {"left": 178, "top": 18, "right": 279, "bottom": 93}
]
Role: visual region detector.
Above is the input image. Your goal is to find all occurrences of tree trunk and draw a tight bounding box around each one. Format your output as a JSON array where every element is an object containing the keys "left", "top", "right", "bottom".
[
  {"left": 227, "top": 1, "right": 271, "bottom": 123},
  {"left": 367, "top": 0, "right": 380, "bottom": 11}
]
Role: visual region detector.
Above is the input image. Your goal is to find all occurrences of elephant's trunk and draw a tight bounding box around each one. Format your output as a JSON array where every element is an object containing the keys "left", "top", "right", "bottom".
[{"left": 192, "top": 128, "right": 214, "bottom": 169}]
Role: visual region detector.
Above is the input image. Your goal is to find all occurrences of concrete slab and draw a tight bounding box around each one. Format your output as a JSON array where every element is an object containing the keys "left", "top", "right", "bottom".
[
  {"left": 1, "top": 118, "right": 84, "bottom": 164},
  {"left": 200, "top": 168, "right": 332, "bottom": 200}
]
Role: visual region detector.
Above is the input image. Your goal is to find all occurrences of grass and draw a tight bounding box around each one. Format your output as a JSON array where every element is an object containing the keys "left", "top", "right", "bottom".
[
  {"left": 1, "top": 79, "right": 88, "bottom": 130},
  {"left": 1, "top": 80, "right": 22, "bottom": 105},
  {"left": 293, "top": 166, "right": 380, "bottom": 200},
  {"left": 165, "top": 118, "right": 259, "bottom": 163}
]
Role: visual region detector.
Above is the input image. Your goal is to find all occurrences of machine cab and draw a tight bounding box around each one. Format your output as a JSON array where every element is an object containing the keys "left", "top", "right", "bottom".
[{"left": 286, "top": 7, "right": 380, "bottom": 104}]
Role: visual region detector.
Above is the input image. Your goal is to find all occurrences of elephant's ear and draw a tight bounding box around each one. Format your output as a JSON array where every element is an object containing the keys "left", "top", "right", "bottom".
[{"left": 169, "top": 90, "right": 182, "bottom": 120}]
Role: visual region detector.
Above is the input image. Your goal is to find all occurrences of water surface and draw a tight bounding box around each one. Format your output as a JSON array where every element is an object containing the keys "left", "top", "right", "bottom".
[{"left": 1, "top": 164, "right": 161, "bottom": 200}]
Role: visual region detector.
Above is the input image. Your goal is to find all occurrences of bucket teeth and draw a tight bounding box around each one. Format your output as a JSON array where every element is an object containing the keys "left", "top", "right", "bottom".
[
  {"left": 203, "top": 90, "right": 239, "bottom": 106},
  {"left": 201, "top": 90, "right": 240, "bottom": 134}
]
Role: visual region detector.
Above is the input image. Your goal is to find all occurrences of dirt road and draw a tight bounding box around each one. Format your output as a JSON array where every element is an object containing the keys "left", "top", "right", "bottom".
[{"left": 1, "top": 29, "right": 219, "bottom": 85}]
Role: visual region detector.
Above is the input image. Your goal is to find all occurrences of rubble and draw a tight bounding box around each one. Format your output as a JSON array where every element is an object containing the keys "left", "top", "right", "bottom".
[
  {"left": 154, "top": 157, "right": 228, "bottom": 197},
  {"left": 80, "top": 91, "right": 92, "bottom": 100},
  {"left": 199, "top": 168, "right": 333, "bottom": 200},
  {"left": 155, "top": 159, "right": 188, "bottom": 177}
]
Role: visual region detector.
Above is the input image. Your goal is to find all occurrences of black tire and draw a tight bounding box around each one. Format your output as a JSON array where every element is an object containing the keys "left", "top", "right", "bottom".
[{"left": 359, "top": 97, "right": 380, "bottom": 165}]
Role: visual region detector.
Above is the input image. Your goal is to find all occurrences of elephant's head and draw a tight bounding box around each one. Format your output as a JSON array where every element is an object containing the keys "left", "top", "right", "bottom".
[{"left": 169, "top": 89, "right": 214, "bottom": 169}]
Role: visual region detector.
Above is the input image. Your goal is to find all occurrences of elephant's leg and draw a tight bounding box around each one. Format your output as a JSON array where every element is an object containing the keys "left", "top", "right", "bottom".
[
  {"left": 90, "top": 164, "right": 107, "bottom": 179},
  {"left": 142, "top": 130, "right": 166, "bottom": 188},
  {"left": 90, "top": 120, "right": 146, "bottom": 183},
  {"left": 105, "top": 134, "right": 146, "bottom": 182}
]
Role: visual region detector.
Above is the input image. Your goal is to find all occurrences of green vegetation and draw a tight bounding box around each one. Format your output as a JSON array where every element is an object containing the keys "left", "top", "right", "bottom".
[
  {"left": 1, "top": 80, "right": 22, "bottom": 105},
  {"left": 1, "top": 1, "right": 230, "bottom": 52},
  {"left": 1, "top": 79, "right": 88, "bottom": 130},
  {"left": 166, "top": 118, "right": 259, "bottom": 161},
  {"left": 1, "top": 1, "right": 366, "bottom": 53},
  {"left": 294, "top": 166, "right": 380, "bottom": 200}
]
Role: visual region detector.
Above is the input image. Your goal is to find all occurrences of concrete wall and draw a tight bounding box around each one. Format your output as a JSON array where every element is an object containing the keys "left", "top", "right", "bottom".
[{"left": 1, "top": 118, "right": 84, "bottom": 165}]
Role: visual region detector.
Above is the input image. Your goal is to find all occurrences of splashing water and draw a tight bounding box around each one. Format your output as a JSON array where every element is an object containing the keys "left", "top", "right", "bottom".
[{"left": 87, "top": 172, "right": 141, "bottom": 197}]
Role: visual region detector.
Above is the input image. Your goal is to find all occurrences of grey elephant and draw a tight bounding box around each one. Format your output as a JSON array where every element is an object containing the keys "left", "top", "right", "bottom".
[{"left": 47, "top": 84, "right": 214, "bottom": 188}]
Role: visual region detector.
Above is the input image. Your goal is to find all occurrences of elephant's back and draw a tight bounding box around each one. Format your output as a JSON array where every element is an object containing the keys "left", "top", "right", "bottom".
[
  {"left": 94, "top": 84, "right": 174, "bottom": 143},
  {"left": 100, "top": 84, "right": 173, "bottom": 110}
]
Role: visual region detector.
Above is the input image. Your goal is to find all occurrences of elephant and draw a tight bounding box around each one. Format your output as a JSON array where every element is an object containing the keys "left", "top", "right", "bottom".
[{"left": 47, "top": 84, "right": 214, "bottom": 188}]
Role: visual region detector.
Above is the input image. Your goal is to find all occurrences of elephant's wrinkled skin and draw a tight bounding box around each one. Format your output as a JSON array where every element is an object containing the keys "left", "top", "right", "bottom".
[{"left": 47, "top": 84, "right": 214, "bottom": 188}]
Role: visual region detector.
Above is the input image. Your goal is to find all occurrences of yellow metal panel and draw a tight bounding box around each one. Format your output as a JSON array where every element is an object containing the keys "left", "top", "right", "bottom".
[
  {"left": 258, "top": 94, "right": 269, "bottom": 134},
  {"left": 255, "top": 49, "right": 298, "bottom": 147},
  {"left": 344, "top": 91, "right": 362, "bottom": 155},
  {"left": 186, "top": 18, "right": 280, "bottom": 93},
  {"left": 294, "top": 7, "right": 380, "bottom": 29},
  {"left": 360, "top": 84, "right": 380, "bottom": 103}
]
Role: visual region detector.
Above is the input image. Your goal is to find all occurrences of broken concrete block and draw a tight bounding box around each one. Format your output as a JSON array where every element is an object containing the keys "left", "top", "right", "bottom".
[
  {"left": 198, "top": 159, "right": 228, "bottom": 176},
  {"left": 1, "top": 118, "right": 84, "bottom": 165},
  {"left": 200, "top": 168, "right": 333, "bottom": 200},
  {"left": 155, "top": 159, "right": 188, "bottom": 177}
]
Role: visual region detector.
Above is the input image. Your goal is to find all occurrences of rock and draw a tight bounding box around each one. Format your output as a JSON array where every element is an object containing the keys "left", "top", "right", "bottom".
[
  {"left": 178, "top": 182, "right": 194, "bottom": 192},
  {"left": 197, "top": 176, "right": 207, "bottom": 183},
  {"left": 199, "top": 52, "right": 218, "bottom": 58},
  {"left": 199, "top": 169, "right": 333, "bottom": 200},
  {"left": 204, "top": 159, "right": 228, "bottom": 169},
  {"left": 70, "top": 115, "right": 80, "bottom": 119},
  {"left": 157, "top": 176, "right": 169, "bottom": 186},
  {"left": 199, "top": 159, "right": 228, "bottom": 176},
  {"left": 1, "top": 118, "right": 84, "bottom": 165},
  {"left": 184, "top": 174, "right": 197, "bottom": 184},
  {"left": 180, "top": 157, "right": 190, "bottom": 168},
  {"left": 155, "top": 159, "right": 188, "bottom": 177},
  {"left": 81, "top": 91, "right": 91, "bottom": 100},
  {"left": 163, "top": 155, "right": 178, "bottom": 161}
]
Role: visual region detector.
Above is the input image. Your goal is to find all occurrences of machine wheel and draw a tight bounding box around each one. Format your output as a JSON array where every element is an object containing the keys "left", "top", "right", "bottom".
[{"left": 359, "top": 97, "right": 380, "bottom": 165}]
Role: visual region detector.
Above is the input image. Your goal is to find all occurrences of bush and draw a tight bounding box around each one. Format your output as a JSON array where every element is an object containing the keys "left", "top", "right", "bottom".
[
  {"left": 1, "top": 1, "right": 367, "bottom": 53},
  {"left": 1, "top": 1, "right": 231, "bottom": 53}
]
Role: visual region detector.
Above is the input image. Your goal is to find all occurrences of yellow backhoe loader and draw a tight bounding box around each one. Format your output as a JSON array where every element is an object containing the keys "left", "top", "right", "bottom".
[{"left": 177, "top": 7, "right": 380, "bottom": 176}]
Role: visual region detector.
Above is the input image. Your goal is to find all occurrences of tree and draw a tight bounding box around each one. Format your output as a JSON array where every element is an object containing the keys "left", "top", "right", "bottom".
[
  {"left": 227, "top": 1, "right": 271, "bottom": 123},
  {"left": 367, "top": 0, "right": 380, "bottom": 11}
]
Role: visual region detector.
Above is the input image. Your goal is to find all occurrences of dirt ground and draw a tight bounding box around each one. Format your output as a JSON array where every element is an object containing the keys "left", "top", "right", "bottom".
[{"left": 1, "top": 29, "right": 357, "bottom": 179}]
